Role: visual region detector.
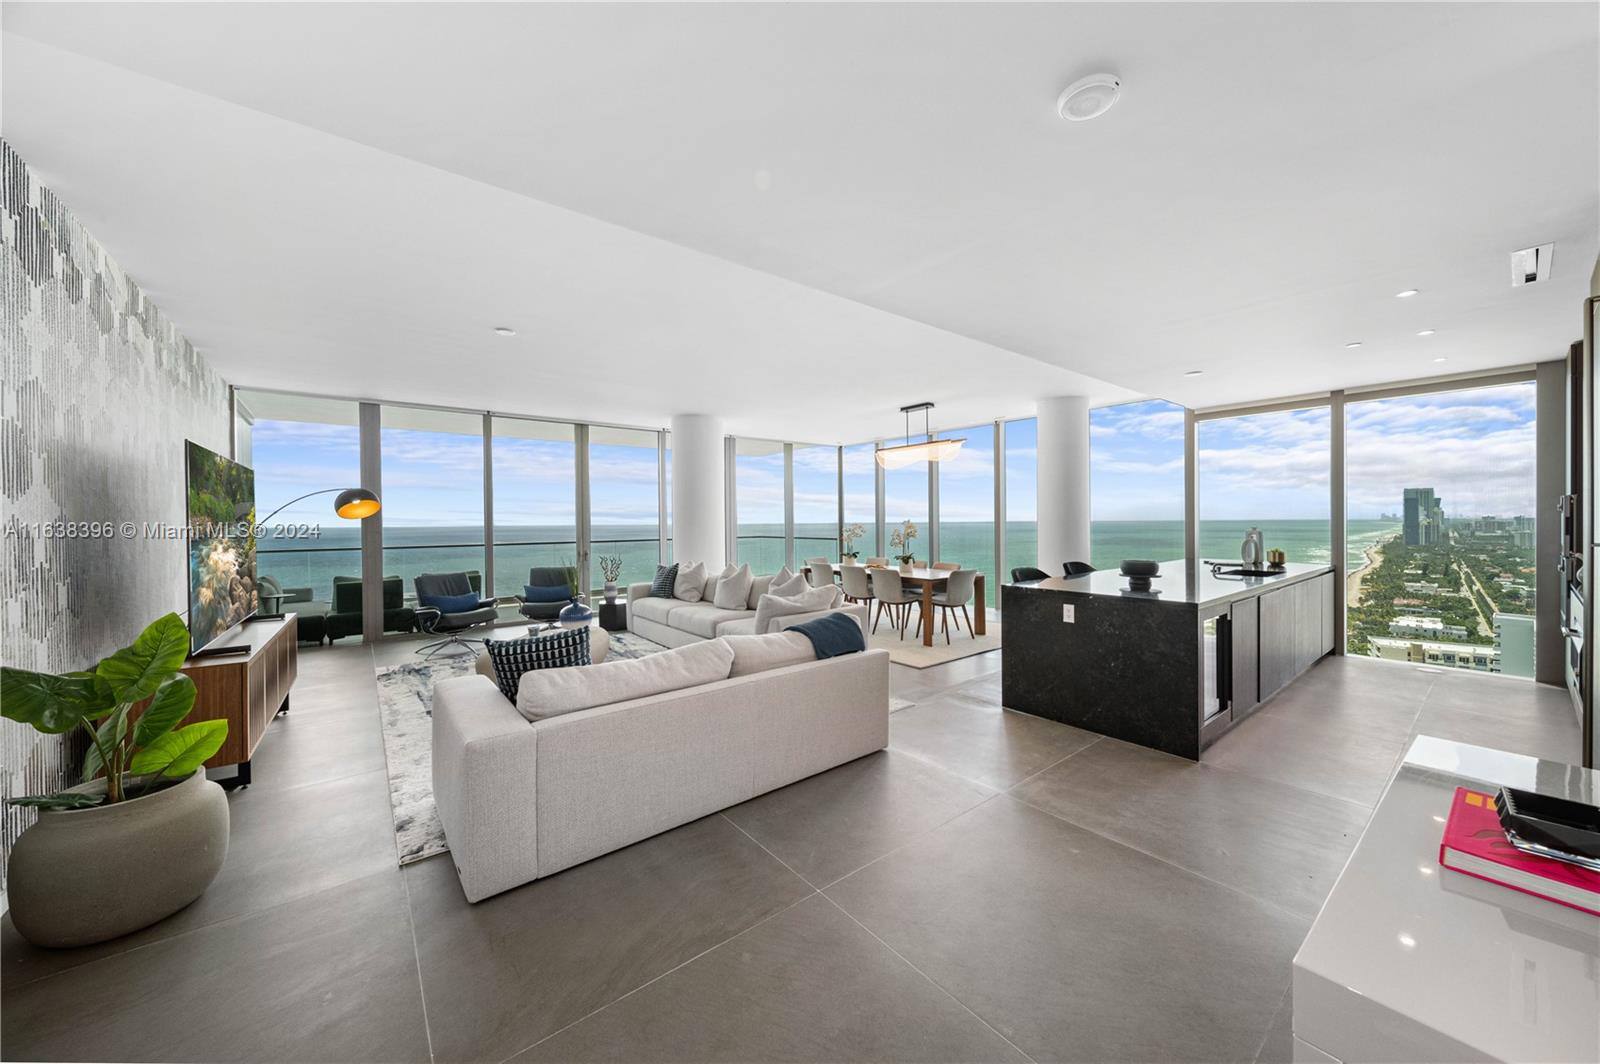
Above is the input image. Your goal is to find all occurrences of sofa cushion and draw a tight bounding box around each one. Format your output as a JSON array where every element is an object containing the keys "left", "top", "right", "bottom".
[
  {"left": 629, "top": 596, "right": 685, "bottom": 625},
  {"left": 522, "top": 583, "right": 573, "bottom": 604},
  {"left": 669, "top": 603, "right": 752, "bottom": 639},
  {"left": 746, "top": 573, "right": 776, "bottom": 610},
  {"left": 673, "top": 561, "right": 708, "bottom": 602},
  {"left": 752, "top": 585, "right": 842, "bottom": 635},
  {"left": 650, "top": 563, "right": 679, "bottom": 598},
  {"left": 516, "top": 638, "right": 735, "bottom": 721},
  {"left": 420, "top": 590, "right": 481, "bottom": 614},
  {"left": 723, "top": 631, "right": 817, "bottom": 677},
  {"left": 713, "top": 563, "right": 754, "bottom": 610},
  {"left": 716, "top": 617, "right": 757, "bottom": 636},
  {"left": 484, "top": 627, "right": 591, "bottom": 700}
]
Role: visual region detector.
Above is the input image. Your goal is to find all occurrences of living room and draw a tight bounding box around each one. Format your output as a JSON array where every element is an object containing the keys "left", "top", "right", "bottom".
[{"left": 2, "top": 4, "right": 1597, "bottom": 1063}]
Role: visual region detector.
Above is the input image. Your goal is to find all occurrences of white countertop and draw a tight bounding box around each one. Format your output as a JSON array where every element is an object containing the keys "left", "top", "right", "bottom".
[{"left": 1293, "top": 736, "right": 1599, "bottom": 1064}]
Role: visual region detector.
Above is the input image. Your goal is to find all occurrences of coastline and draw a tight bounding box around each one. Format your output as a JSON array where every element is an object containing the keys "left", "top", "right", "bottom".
[{"left": 1347, "top": 541, "right": 1384, "bottom": 606}]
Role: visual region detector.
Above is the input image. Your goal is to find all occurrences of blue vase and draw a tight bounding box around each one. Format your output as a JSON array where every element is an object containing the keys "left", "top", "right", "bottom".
[{"left": 559, "top": 595, "right": 594, "bottom": 624}]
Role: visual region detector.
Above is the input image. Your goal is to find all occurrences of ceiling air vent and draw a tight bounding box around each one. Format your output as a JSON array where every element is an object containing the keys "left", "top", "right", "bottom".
[{"left": 1510, "top": 243, "right": 1554, "bottom": 287}]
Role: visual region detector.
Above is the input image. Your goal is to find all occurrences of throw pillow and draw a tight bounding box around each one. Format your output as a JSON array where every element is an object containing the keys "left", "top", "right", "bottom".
[
  {"left": 650, "top": 563, "right": 679, "bottom": 598},
  {"left": 523, "top": 584, "right": 573, "bottom": 604},
  {"left": 713, "top": 563, "right": 754, "bottom": 610},
  {"left": 769, "top": 571, "right": 810, "bottom": 599},
  {"left": 516, "top": 638, "right": 734, "bottom": 721},
  {"left": 752, "top": 584, "right": 840, "bottom": 635},
  {"left": 673, "top": 560, "right": 708, "bottom": 602},
  {"left": 702, "top": 567, "right": 725, "bottom": 605},
  {"left": 484, "top": 627, "right": 591, "bottom": 701},
  {"left": 420, "top": 591, "right": 482, "bottom": 614},
  {"left": 746, "top": 573, "right": 776, "bottom": 610},
  {"left": 723, "top": 631, "right": 816, "bottom": 677}
]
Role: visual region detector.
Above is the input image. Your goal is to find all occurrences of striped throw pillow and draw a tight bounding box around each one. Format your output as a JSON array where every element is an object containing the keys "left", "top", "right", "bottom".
[{"left": 484, "top": 627, "right": 592, "bottom": 701}]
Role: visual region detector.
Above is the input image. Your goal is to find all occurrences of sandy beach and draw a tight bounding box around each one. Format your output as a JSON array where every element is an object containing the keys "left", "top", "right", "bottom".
[{"left": 1347, "top": 541, "right": 1384, "bottom": 606}]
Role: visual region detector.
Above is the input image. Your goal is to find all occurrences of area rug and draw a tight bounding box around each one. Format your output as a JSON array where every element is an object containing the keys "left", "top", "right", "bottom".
[{"left": 868, "top": 618, "right": 1002, "bottom": 669}]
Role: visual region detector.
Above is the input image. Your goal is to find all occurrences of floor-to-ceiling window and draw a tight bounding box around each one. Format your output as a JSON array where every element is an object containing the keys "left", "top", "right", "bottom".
[
  {"left": 490, "top": 417, "right": 577, "bottom": 604},
  {"left": 735, "top": 438, "right": 786, "bottom": 573},
  {"left": 1004, "top": 417, "right": 1038, "bottom": 579},
  {"left": 381, "top": 406, "right": 486, "bottom": 604},
  {"left": 881, "top": 439, "right": 930, "bottom": 566},
  {"left": 590, "top": 426, "right": 662, "bottom": 594},
  {"left": 235, "top": 391, "right": 362, "bottom": 613},
  {"left": 1090, "top": 399, "right": 1186, "bottom": 570},
  {"left": 938, "top": 424, "right": 998, "bottom": 606},
  {"left": 1197, "top": 406, "right": 1331, "bottom": 566},
  {"left": 842, "top": 442, "right": 878, "bottom": 560},
  {"left": 793, "top": 444, "right": 840, "bottom": 565},
  {"left": 1344, "top": 380, "right": 1536, "bottom": 675}
]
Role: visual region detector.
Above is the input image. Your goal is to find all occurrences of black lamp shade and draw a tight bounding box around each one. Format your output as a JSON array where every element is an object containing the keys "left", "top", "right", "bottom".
[{"left": 333, "top": 488, "right": 381, "bottom": 519}]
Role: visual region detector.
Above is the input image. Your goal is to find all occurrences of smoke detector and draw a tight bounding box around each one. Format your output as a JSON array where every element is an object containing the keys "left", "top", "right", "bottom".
[
  {"left": 1510, "top": 243, "right": 1554, "bottom": 287},
  {"left": 1057, "top": 74, "right": 1122, "bottom": 122}
]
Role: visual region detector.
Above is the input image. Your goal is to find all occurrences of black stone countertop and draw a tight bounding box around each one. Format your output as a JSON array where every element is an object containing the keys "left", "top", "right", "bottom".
[{"left": 1013, "top": 560, "right": 1334, "bottom": 608}]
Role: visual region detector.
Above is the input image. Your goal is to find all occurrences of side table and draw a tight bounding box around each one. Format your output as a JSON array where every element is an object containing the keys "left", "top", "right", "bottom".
[{"left": 598, "top": 600, "right": 627, "bottom": 632}]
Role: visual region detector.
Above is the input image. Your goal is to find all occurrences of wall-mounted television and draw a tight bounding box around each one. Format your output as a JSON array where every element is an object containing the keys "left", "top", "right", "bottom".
[{"left": 185, "top": 440, "right": 258, "bottom": 654}]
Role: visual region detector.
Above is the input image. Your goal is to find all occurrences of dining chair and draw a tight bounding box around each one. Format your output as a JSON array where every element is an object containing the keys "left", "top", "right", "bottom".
[
  {"left": 868, "top": 567, "right": 921, "bottom": 639},
  {"left": 931, "top": 569, "right": 979, "bottom": 644},
  {"left": 840, "top": 564, "right": 875, "bottom": 607},
  {"left": 809, "top": 560, "right": 836, "bottom": 588},
  {"left": 931, "top": 561, "right": 959, "bottom": 571},
  {"left": 1011, "top": 566, "right": 1050, "bottom": 582}
]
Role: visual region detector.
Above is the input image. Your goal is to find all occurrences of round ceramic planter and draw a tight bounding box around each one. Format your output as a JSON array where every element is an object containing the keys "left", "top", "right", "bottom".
[{"left": 7, "top": 767, "right": 229, "bottom": 948}]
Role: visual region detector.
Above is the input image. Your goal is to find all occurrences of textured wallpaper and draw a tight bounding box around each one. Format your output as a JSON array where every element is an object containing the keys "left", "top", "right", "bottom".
[{"left": 1, "top": 140, "right": 231, "bottom": 883}]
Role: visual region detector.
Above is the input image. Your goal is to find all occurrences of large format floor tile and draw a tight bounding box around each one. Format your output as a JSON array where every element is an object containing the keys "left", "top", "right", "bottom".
[
  {"left": 723, "top": 749, "right": 996, "bottom": 887},
  {"left": 244, "top": 697, "right": 388, "bottom": 789},
  {"left": 513, "top": 893, "right": 1027, "bottom": 1063},
  {"left": 889, "top": 689, "right": 1100, "bottom": 790},
  {"left": 1012, "top": 738, "right": 1370, "bottom": 919},
  {"left": 1200, "top": 705, "right": 1412, "bottom": 808},
  {"left": 1, "top": 871, "right": 429, "bottom": 1064},
  {"left": 826, "top": 797, "right": 1307, "bottom": 1063},
  {"left": 405, "top": 814, "right": 813, "bottom": 1063},
  {"left": 1410, "top": 701, "right": 1583, "bottom": 764}
]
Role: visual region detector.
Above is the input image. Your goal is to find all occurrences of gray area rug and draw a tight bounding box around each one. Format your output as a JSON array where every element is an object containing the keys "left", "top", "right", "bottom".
[{"left": 374, "top": 631, "right": 913, "bottom": 866}]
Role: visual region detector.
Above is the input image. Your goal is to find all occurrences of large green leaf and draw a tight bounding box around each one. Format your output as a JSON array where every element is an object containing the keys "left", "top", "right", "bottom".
[
  {"left": 96, "top": 613, "right": 191, "bottom": 703},
  {"left": 1, "top": 668, "right": 115, "bottom": 733},
  {"left": 8, "top": 793, "right": 104, "bottom": 811},
  {"left": 81, "top": 705, "right": 130, "bottom": 782},
  {"left": 129, "top": 719, "right": 228, "bottom": 778},
  {"left": 132, "top": 675, "right": 197, "bottom": 748}
]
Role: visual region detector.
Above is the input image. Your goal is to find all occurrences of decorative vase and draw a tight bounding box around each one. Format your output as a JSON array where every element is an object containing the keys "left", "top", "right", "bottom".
[
  {"left": 899, "top": 559, "right": 914, "bottom": 575},
  {"left": 7, "top": 768, "right": 229, "bottom": 948},
  {"left": 603, "top": 581, "right": 618, "bottom": 604},
  {"left": 559, "top": 594, "right": 594, "bottom": 625}
]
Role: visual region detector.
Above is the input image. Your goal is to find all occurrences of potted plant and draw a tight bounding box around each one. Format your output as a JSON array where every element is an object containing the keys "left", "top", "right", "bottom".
[
  {"left": 841, "top": 523, "right": 865, "bottom": 561},
  {"left": 598, "top": 555, "right": 624, "bottom": 604},
  {"left": 890, "top": 520, "right": 919, "bottom": 573},
  {"left": 558, "top": 559, "right": 594, "bottom": 624},
  {"left": 1, "top": 613, "right": 231, "bottom": 948}
]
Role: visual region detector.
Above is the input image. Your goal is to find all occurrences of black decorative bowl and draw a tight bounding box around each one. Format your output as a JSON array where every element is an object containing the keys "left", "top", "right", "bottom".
[{"left": 1120, "top": 559, "right": 1160, "bottom": 577}]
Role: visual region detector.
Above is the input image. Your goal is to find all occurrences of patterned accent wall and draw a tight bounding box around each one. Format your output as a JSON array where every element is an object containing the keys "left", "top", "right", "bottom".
[{"left": 1, "top": 140, "right": 231, "bottom": 885}]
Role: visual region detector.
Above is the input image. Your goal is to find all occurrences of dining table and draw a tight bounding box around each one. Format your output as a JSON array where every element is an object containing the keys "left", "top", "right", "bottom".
[{"left": 801, "top": 564, "right": 986, "bottom": 647}]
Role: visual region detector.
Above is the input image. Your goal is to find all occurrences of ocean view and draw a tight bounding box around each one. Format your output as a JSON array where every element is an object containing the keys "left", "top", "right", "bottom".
[{"left": 260, "top": 518, "right": 1400, "bottom": 610}]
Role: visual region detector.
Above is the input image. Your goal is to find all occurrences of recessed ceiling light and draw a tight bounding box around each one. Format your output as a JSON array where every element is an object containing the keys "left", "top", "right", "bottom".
[
  {"left": 493, "top": 326, "right": 517, "bottom": 337},
  {"left": 1344, "top": 342, "right": 1363, "bottom": 349},
  {"left": 1417, "top": 329, "right": 1436, "bottom": 337},
  {"left": 1433, "top": 357, "right": 1448, "bottom": 363},
  {"left": 1057, "top": 73, "right": 1122, "bottom": 122},
  {"left": 1183, "top": 370, "right": 1203, "bottom": 377},
  {"left": 1395, "top": 289, "right": 1420, "bottom": 298}
]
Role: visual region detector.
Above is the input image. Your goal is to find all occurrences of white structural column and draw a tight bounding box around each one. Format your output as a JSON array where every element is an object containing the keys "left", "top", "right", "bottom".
[
  {"left": 668, "top": 414, "right": 726, "bottom": 571},
  {"left": 1035, "top": 396, "right": 1091, "bottom": 572}
]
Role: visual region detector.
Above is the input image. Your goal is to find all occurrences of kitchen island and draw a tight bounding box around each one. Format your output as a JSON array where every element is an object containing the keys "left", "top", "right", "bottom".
[{"left": 1001, "top": 560, "right": 1336, "bottom": 759}]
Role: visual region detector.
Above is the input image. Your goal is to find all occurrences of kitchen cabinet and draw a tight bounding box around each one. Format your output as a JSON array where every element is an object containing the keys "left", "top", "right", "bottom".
[
  {"left": 1231, "top": 595, "right": 1260, "bottom": 716},
  {"left": 1260, "top": 584, "right": 1295, "bottom": 701}
]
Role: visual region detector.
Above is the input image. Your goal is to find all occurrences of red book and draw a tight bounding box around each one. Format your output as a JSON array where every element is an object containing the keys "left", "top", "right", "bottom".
[{"left": 1439, "top": 787, "right": 1600, "bottom": 917}]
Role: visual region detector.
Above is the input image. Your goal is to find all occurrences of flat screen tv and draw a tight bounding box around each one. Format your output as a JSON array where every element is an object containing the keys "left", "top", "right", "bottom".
[{"left": 185, "top": 440, "right": 258, "bottom": 654}]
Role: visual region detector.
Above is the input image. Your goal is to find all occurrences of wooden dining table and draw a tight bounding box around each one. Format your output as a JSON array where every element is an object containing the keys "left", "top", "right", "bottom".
[{"left": 802, "top": 564, "right": 986, "bottom": 647}]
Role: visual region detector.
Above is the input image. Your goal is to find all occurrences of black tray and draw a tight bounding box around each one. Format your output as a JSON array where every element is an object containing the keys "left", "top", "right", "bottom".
[{"left": 1495, "top": 787, "right": 1600, "bottom": 871}]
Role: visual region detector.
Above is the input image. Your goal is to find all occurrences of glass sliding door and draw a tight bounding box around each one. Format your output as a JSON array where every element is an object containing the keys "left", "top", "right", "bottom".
[
  {"left": 235, "top": 391, "right": 363, "bottom": 629},
  {"left": 1197, "top": 406, "right": 1331, "bottom": 566},
  {"left": 590, "top": 426, "right": 663, "bottom": 595},
  {"left": 490, "top": 417, "right": 577, "bottom": 608},
  {"left": 793, "top": 444, "right": 840, "bottom": 565},
  {"left": 842, "top": 442, "right": 878, "bottom": 561},
  {"left": 735, "top": 438, "right": 786, "bottom": 573},
  {"left": 380, "top": 407, "right": 487, "bottom": 609},
  {"left": 1004, "top": 417, "right": 1039, "bottom": 579},
  {"left": 937, "top": 424, "right": 997, "bottom": 606},
  {"left": 1090, "top": 399, "right": 1186, "bottom": 570},
  {"left": 882, "top": 440, "right": 930, "bottom": 567},
  {"left": 1344, "top": 381, "right": 1536, "bottom": 675}
]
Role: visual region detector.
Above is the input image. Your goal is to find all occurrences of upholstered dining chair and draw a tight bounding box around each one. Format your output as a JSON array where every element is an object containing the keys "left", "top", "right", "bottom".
[
  {"left": 931, "top": 569, "right": 978, "bottom": 644},
  {"left": 868, "top": 567, "right": 921, "bottom": 639},
  {"left": 840, "top": 564, "right": 875, "bottom": 607},
  {"left": 809, "top": 560, "right": 836, "bottom": 588},
  {"left": 931, "top": 561, "right": 959, "bottom": 571},
  {"left": 1011, "top": 566, "right": 1051, "bottom": 582}
]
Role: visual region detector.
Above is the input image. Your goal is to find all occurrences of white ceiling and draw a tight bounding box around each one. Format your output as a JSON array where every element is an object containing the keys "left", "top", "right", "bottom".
[{"left": 4, "top": 3, "right": 1595, "bottom": 440}]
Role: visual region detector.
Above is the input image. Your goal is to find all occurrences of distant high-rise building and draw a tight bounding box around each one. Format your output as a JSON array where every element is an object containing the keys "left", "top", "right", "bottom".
[
  {"left": 1402, "top": 488, "right": 1444, "bottom": 546},
  {"left": 1494, "top": 613, "right": 1535, "bottom": 677}
]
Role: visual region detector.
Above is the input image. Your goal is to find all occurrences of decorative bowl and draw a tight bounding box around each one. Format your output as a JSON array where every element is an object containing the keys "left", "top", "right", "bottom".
[{"left": 1119, "top": 559, "right": 1160, "bottom": 577}]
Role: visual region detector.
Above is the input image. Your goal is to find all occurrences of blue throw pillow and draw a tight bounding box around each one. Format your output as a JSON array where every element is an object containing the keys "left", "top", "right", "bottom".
[
  {"left": 523, "top": 584, "right": 573, "bottom": 604},
  {"left": 650, "top": 563, "right": 679, "bottom": 599},
  {"left": 484, "top": 627, "right": 591, "bottom": 700},
  {"left": 419, "top": 591, "right": 482, "bottom": 614}
]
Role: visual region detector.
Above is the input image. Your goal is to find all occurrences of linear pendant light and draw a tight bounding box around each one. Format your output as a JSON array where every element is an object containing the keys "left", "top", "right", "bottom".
[{"left": 875, "top": 402, "right": 966, "bottom": 469}]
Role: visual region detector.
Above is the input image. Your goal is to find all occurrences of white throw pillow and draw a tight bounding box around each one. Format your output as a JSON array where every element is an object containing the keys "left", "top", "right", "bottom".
[
  {"left": 673, "top": 561, "right": 708, "bottom": 602},
  {"left": 752, "top": 585, "right": 840, "bottom": 635},
  {"left": 769, "top": 571, "right": 810, "bottom": 599},
  {"left": 516, "top": 639, "right": 734, "bottom": 721},
  {"left": 713, "top": 563, "right": 754, "bottom": 610},
  {"left": 746, "top": 573, "right": 776, "bottom": 610},
  {"left": 723, "top": 631, "right": 816, "bottom": 677}
]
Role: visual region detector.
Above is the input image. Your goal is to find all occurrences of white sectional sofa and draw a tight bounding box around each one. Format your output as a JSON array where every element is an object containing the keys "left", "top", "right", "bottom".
[
  {"left": 625, "top": 573, "right": 868, "bottom": 647},
  {"left": 432, "top": 635, "right": 891, "bottom": 902}
]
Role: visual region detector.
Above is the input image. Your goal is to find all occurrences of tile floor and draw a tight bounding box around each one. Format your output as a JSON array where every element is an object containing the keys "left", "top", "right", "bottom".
[{"left": 1, "top": 638, "right": 1582, "bottom": 1063}]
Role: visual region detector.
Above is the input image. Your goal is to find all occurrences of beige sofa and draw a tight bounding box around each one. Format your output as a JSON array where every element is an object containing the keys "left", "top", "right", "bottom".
[
  {"left": 433, "top": 638, "right": 891, "bottom": 902},
  {"left": 625, "top": 576, "right": 867, "bottom": 647}
]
